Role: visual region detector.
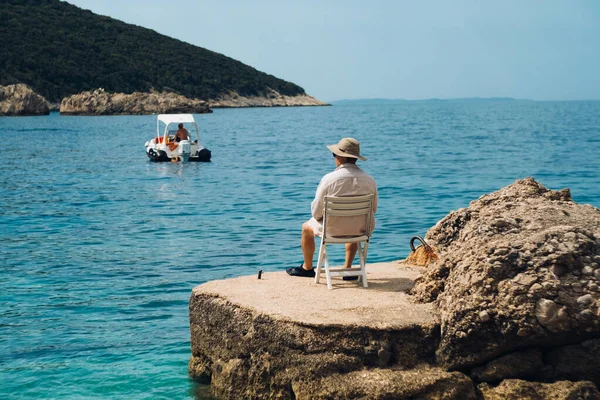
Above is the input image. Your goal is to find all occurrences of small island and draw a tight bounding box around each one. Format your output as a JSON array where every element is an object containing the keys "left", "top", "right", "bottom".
[{"left": 189, "top": 178, "right": 600, "bottom": 399}]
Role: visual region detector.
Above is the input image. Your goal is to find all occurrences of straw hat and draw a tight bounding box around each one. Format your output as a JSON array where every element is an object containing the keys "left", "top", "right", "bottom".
[{"left": 327, "top": 137, "right": 367, "bottom": 161}]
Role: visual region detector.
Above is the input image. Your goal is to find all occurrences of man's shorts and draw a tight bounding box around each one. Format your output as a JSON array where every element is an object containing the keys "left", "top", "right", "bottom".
[
  {"left": 305, "top": 217, "right": 375, "bottom": 238},
  {"left": 305, "top": 217, "right": 323, "bottom": 236}
]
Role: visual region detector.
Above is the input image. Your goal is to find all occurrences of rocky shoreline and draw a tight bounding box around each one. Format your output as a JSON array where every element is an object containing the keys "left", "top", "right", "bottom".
[
  {"left": 0, "top": 84, "right": 49, "bottom": 116},
  {"left": 59, "top": 88, "right": 212, "bottom": 115},
  {"left": 188, "top": 178, "right": 600, "bottom": 399},
  {"left": 210, "top": 89, "right": 328, "bottom": 108},
  {"left": 0, "top": 84, "right": 327, "bottom": 116}
]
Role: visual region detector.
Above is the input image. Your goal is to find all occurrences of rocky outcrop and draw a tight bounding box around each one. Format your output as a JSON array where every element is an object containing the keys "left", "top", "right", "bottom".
[
  {"left": 190, "top": 178, "right": 600, "bottom": 399},
  {"left": 470, "top": 348, "right": 544, "bottom": 383},
  {"left": 60, "top": 88, "right": 212, "bottom": 115},
  {"left": 210, "top": 88, "right": 328, "bottom": 108},
  {"left": 411, "top": 177, "right": 600, "bottom": 371},
  {"left": 292, "top": 367, "right": 477, "bottom": 400},
  {"left": 0, "top": 84, "right": 50, "bottom": 116},
  {"left": 543, "top": 339, "right": 600, "bottom": 385},
  {"left": 477, "top": 379, "right": 600, "bottom": 400}
]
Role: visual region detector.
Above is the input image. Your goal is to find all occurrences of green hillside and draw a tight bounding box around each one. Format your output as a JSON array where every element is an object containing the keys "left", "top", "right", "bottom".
[{"left": 0, "top": 0, "right": 305, "bottom": 103}]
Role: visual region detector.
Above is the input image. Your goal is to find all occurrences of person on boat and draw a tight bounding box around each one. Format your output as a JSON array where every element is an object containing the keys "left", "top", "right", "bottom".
[
  {"left": 175, "top": 123, "right": 189, "bottom": 142},
  {"left": 167, "top": 123, "right": 189, "bottom": 152},
  {"left": 286, "top": 137, "right": 378, "bottom": 279}
]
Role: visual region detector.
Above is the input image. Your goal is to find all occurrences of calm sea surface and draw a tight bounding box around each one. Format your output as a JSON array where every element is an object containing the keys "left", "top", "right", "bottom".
[{"left": 1, "top": 101, "right": 599, "bottom": 398}]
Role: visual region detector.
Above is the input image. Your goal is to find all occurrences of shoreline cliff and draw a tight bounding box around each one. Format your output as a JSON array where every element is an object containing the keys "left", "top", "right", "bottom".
[
  {"left": 59, "top": 88, "right": 212, "bottom": 116},
  {"left": 0, "top": 85, "right": 327, "bottom": 116}
]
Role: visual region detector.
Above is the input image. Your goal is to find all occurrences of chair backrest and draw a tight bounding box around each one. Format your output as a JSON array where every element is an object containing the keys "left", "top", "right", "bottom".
[{"left": 322, "top": 194, "right": 374, "bottom": 239}]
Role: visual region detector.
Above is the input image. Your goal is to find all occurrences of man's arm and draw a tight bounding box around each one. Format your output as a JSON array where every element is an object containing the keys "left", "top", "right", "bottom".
[{"left": 310, "top": 179, "right": 328, "bottom": 221}]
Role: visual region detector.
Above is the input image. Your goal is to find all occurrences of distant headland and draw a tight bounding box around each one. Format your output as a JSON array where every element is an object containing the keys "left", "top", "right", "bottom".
[
  {"left": 0, "top": 0, "right": 326, "bottom": 116},
  {"left": 331, "top": 97, "right": 532, "bottom": 105}
]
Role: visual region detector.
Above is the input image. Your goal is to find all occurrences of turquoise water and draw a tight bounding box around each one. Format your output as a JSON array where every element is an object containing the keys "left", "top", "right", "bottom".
[{"left": 1, "top": 101, "right": 599, "bottom": 398}]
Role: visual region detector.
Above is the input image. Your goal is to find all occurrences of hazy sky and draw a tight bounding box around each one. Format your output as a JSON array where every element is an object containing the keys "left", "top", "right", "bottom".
[{"left": 65, "top": 0, "right": 599, "bottom": 102}]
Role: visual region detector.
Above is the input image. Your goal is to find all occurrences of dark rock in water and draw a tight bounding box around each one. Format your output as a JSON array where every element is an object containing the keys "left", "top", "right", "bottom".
[
  {"left": 411, "top": 177, "right": 600, "bottom": 369},
  {"left": 0, "top": 84, "right": 50, "bottom": 116},
  {"left": 60, "top": 88, "right": 212, "bottom": 115},
  {"left": 477, "top": 379, "right": 600, "bottom": 400}
]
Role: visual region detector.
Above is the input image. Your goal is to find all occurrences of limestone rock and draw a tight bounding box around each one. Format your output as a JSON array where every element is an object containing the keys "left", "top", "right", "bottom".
[
  {"left": 210, "top": 88, "right": 328, "bottom": 108},
  {"left": 477, "top": 379, "right": 600, "bottom": 400},
  {"left": 60, "top": 88, "right": 212, "bottom": 115},
  {"left": 535, "top": 299, "right": 571, "bottom": 332},
  {"left": 188, "top": 354, "right": 211, "bottom": 384},
  {"left": 292, "top": 367, "right": 476, "bottom": 400},
  {"left": 470, "top": 348, "right": 543, "bottom": 382},
  {"left": 411, "top": 178, "right": 600, "bottom": 368},
  {"left": 542, "top": 339, "right": 600, "bottom": 386},
  {"left": 0, "top": 84, "right": 50, "bottom": 116}
]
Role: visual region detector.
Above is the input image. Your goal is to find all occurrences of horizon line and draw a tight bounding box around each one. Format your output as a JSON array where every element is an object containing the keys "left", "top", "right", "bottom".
[{"left": 327, "top": 97, "right": 600, "bottom": 103}]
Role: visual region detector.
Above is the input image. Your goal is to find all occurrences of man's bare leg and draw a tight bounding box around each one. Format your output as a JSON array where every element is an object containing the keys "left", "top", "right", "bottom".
[
  {"left": 344, "top": 243, "right": 358, "bottom": 268},
  {"left": 301, "top": 222, "right": 316, "bottom": 270}
]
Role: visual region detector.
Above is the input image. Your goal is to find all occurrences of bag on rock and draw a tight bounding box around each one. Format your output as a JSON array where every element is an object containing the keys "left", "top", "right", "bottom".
[{"left": 405, "top": 236, "right": 438, "bottom": 266}]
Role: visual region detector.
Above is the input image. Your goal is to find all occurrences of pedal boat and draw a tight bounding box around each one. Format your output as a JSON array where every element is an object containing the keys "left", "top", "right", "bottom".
[{"left": 145, "top": 114, "right": 211, "bottom": 162}]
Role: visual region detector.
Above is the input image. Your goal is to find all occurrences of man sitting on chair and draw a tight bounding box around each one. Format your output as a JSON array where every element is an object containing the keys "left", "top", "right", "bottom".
[{"left": 286, "top": 137, "right": 378, "bottom": 278}]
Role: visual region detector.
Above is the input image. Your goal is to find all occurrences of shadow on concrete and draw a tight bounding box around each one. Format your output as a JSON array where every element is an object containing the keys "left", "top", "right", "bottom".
[
  {"left": 325, "top": 277, "right": 416, "bottom": 293},
  {"left": 363, "top": 277, "right": 416, "bottom": 293}
]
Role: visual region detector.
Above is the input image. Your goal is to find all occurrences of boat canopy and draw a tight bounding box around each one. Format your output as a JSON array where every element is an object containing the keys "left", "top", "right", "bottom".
[
  {"left": 157, "top": 114, "right": 197, "bottom": 126},
  {"left": 156, "top": 113, "right": 200, "bottom": 141}
]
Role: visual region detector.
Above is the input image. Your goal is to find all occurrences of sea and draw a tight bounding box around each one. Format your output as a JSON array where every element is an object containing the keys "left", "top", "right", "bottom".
[{"left": 1, "top": 100, "right": 599, "bottom": 399}]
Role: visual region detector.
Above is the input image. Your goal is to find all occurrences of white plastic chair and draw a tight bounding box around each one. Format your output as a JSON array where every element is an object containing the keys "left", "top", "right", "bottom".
[{"left": 314, "top": 194, "right": 374, "bottom": 289}]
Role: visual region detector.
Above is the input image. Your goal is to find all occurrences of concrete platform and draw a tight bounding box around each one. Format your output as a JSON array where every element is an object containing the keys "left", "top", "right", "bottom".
[
  {"left": 193, "top": 261, "right": 438, "bottom": 329},
  {"left": 189, "top": 261, "right": 446, "bottom": 399}
]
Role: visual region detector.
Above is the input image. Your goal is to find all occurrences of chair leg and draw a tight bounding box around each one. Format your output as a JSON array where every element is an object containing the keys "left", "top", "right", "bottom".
[
  {"left": 315, "top": 240, "right": 326, "bottom": 284},
  {"left": 360, "top": 241, "right": 369, "bottom": 288},
  {"left": 356, "top": 242, "right": 364, "bottom": 283},
  {"left": 324, "top": 250, "right": 333, "bottom": 290}
]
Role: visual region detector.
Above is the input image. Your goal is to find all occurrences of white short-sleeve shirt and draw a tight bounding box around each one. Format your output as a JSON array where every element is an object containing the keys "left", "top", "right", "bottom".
[{"left": 306, "top": 163, "right": 378, "bottom": 236}]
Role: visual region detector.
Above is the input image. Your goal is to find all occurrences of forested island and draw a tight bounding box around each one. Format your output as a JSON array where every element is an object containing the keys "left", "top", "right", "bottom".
[{"left": 0, "top": 0, "right": 325, "bottom": 115}]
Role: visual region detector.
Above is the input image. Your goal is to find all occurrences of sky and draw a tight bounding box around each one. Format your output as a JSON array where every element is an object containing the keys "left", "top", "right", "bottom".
[{"left": 64, "top": 0, "right": 600, "bottom": 102}]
